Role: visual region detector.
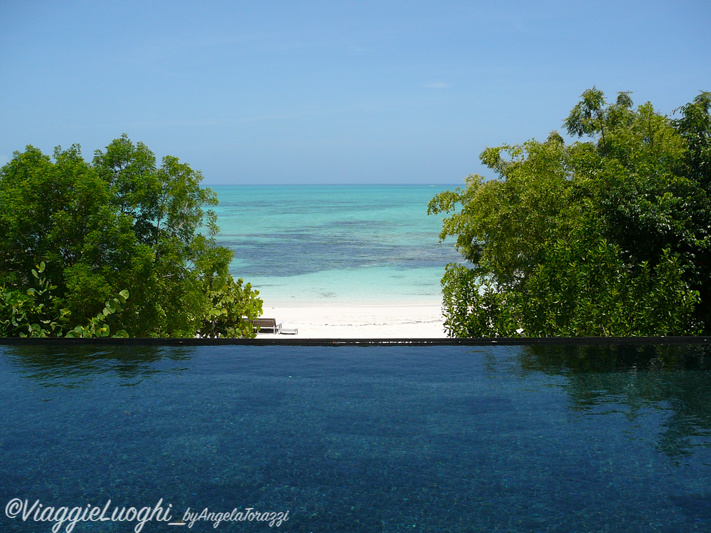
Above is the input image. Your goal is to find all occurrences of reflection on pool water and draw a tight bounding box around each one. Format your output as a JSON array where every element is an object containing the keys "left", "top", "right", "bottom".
[{"left": 1, "top": 343, "right": 711, "bottom": 532}]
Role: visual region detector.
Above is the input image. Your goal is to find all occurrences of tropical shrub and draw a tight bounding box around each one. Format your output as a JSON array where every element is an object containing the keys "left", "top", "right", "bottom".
[
  {"left": 430, "top": 89, "right": 710, "bottom": 337},
  {"left": 0, "top": 136, "right": 262, "bottom": 338}
]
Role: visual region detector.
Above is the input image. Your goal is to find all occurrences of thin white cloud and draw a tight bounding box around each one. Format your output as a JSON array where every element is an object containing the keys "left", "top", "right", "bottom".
[{"left": 423, "top": 82, "right": 451, "bottom": 89}]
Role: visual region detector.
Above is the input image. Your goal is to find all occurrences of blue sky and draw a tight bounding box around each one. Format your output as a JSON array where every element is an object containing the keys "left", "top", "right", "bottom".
[{"left": 1, "top": 1, "right": 710, "bottom": 184}]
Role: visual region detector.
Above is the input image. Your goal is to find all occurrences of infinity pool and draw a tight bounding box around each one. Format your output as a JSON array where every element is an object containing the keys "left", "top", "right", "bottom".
[{"left": 1, "top": 343, "right": 710, "bottom": 532}]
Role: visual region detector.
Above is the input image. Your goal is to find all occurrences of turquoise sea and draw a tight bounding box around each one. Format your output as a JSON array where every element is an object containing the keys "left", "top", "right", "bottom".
[{"left": 212, "top": 185, "right": 462, "bottom": 306}]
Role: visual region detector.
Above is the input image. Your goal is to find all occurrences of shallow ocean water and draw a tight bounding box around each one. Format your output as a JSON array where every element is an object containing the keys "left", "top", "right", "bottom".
[
  {"left": 2, "top": 342, "right": 711, "bottom": 532},
  {"left": 212, "top": 185, "right": 461, "bottom": 305}
]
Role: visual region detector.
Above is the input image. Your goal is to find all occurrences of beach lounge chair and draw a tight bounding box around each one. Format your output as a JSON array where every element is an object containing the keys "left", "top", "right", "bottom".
[{"left": 253, "top": 318, "right": 282, "bottom": 334}]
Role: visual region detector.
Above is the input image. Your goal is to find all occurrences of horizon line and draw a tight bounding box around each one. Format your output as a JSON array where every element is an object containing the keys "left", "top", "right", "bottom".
[{"left": 203, "top": 182, "right": 462, "bottom": 186}]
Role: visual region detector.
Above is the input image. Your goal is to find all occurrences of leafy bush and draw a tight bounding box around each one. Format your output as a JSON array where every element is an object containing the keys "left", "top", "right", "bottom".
[
  {"left": 0, "top": 263, "right": 129, "bottom": 338},
  {"left": 0, "top": 137, "right": 262, "bottom": 338},
  {"left": 430, "top": 89, "right": 710, "bottom": 337}
]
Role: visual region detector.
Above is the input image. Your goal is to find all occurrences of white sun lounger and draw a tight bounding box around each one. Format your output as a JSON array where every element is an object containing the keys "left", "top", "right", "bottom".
[
  {"left": 253, "top": 318, "right": 282, "bottom": 334},
  {"left": 251, "top": 318, "right": 299, "bottom": 335}
]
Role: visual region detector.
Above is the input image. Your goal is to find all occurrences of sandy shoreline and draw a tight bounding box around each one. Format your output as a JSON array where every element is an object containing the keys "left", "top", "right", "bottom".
[{"left": 257, "top": 303, "right": 447, "bottom": 338}]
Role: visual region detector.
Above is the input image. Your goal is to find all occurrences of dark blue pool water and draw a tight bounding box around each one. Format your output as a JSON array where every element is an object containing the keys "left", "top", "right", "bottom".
[{"left": 1, "top": 343, "right": 711, "bottom": 532}]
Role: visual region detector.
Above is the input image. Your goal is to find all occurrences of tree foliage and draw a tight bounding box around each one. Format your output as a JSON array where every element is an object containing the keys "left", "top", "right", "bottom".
[
  {"left": 0, "top": 262, "right": 129, "bottom": 338},
  {"left": 0, "top": 135, "right": 262, "bottom": 338},
  {"left": 429, "top": 89, "right": 710, "bottom": 337}
]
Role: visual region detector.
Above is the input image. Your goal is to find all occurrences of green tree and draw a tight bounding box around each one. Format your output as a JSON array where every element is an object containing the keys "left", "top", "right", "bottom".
[
  {"left": 0, "top": 135, "right": 262, "bottom": 338},
  {"left": 0, "top": 262, "right": 129, "bottom": 338},
  {"left": 671, "top": 92, "right": 711, "bottom": 326},
  {"left": 430, "top": 89, "right": 707, "bottom": 337}
]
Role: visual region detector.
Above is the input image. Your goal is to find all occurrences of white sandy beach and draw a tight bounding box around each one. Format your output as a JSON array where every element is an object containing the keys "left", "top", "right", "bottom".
[{"left": 257, "top": 303, "right": 447, "bottom": 338}]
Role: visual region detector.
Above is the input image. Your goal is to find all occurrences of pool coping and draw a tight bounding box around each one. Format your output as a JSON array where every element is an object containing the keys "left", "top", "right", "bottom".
[{"left": 1, "top": 336, "right": 710, "bottom": 347}]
